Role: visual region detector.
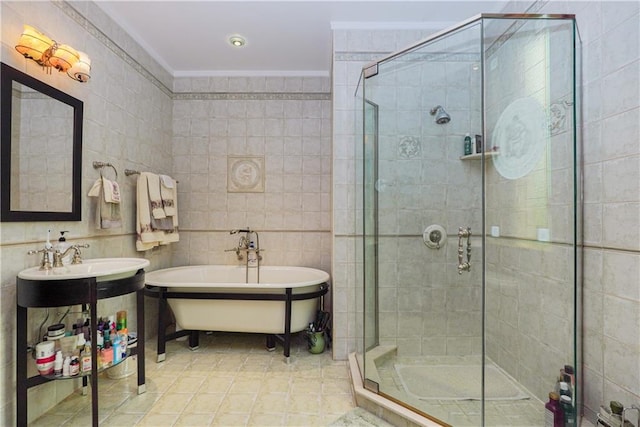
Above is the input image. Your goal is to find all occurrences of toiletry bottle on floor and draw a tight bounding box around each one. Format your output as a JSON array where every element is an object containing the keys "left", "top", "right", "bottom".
[
  {"left": 560, "top": 395, "right": 576, "bottom": 427},
  {"left": 545, "top": 392, "right": 563, "bottom": 427}
]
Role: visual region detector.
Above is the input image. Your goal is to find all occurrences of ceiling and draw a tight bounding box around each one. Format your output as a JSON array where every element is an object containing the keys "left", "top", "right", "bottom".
[{"left": 95, "top": 1, "right": 510, "bottom": 77}]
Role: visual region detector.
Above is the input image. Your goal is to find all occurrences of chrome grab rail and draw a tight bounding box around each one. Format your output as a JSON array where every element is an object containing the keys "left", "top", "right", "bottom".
[{"left": 458, "top": 226, "right": 471, "bottom": 274}]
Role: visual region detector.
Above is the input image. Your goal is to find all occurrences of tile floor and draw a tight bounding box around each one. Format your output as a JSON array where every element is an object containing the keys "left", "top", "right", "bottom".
[{"left": 30, "top": 332, "right": 358, "bottom": 426}]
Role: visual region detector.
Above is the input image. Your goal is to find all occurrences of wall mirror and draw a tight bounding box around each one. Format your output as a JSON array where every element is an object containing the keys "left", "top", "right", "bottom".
[{"left": 1, "top": 62, "right": 82, "bottom": 222}]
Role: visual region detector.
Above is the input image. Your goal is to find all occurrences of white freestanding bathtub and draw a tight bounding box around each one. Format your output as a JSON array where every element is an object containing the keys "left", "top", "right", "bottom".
[{"left": 144, "top": 265, "right": 330, "bottom": 360}]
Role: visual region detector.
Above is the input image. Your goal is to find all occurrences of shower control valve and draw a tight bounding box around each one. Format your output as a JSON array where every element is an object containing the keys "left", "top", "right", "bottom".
[{"left": 423, "top": 224, "right": 447, "bottom": 249}]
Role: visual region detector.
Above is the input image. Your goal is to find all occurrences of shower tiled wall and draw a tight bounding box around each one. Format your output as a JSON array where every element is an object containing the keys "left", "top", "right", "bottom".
[
  {"left": 544, "top": 0, "right": 639, "bottom": 421},
  {"left": 367, "top": 49, "right": 484, "bottom": 357},
  {"left": 333, "top": 28, "right": 464, "bottom": 358},
  {"left": 483, "top": 17, "right": 578, "bottom": 402},
  {"left": 493, "top": 0, "right": 640, "bottom": 421}
]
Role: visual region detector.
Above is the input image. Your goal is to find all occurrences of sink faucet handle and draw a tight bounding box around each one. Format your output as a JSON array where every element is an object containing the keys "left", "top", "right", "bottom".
[
  {"left": 27, "top": 248, "right": 52, "bottom": 270},
  {"left": 69, "top": 243, "right": 90, "bottom": 264}
]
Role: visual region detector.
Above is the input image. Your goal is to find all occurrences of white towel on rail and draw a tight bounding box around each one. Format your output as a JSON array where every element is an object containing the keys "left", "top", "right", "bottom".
[
  {"left": 136, "top": 172, "right": 179, "bottom": 251},
  {"left": 159, "top": 174, "right": 176, "bottom": 216},
  {"left": 87, "top": 177, "right": 122, "bottom": 229},
  {"left": 146, "top": 173, "right": 166, "bottom": 219}
]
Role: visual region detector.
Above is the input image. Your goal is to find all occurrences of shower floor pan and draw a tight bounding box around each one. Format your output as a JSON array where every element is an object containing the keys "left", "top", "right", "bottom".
[
  {"left": 394, "top": 364, "right": 530, "bottom": 401},
  {"left": 368, "top": 349, "right": 545, "bottom": 426}
]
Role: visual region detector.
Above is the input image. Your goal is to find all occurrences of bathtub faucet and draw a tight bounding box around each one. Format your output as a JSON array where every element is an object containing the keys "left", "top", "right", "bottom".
[
  {"left": 227, "top": 228, "right": 263, "bottom": 282},
  {"left": 227, "top": 228, "right": 252, "bottom": 259},
  {"left": 226, "top": 228, "right": 262, "bottom": 263}
]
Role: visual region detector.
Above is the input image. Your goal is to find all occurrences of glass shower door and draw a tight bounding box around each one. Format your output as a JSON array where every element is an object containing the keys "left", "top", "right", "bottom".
[{"left": 361, "top": 21, "right": 485, "bottom": 425}]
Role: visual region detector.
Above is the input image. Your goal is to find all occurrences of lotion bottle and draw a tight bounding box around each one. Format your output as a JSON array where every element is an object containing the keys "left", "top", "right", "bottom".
[{"left": 54, "top": 231, "right": 71, "bottom": 265}]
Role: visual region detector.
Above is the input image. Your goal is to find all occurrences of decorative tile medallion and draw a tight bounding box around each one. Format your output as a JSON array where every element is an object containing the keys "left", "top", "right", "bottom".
[
  {"left": 549, "top": 99, "right": 572, "bottom": 136},
  {"left": 398, "top": 136, "right": 421, "bottom": 159},
  {"left": 227, "top": 156, "right": 265, "bottom": 193}
]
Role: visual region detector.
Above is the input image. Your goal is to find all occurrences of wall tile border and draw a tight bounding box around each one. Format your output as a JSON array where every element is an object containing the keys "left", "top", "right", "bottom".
[{"left": 173, "top": 92, "right": 330, "bottom": 101}]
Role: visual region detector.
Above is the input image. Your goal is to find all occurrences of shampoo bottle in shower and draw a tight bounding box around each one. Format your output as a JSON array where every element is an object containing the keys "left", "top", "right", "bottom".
[{"left": 464, "top": 133, "right": 472, "bottom": 155}]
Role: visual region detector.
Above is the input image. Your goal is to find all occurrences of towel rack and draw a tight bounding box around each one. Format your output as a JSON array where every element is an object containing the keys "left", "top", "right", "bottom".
[
  {"left": 93, "top": 161, "right": 118, "bottom": 179},
  {"left": 125, "top": 169, "right": 178, "bottom": 183}
]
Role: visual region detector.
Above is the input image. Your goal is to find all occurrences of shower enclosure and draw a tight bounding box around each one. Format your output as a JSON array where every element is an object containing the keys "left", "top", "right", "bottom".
[{"left": 357, "top": 14, "right": 581, "bottom": 426}]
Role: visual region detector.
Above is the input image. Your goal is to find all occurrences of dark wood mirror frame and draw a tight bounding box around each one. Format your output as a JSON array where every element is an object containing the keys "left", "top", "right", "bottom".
[{"left": 1, "top": 62, "right": 83, "bottom": 222}]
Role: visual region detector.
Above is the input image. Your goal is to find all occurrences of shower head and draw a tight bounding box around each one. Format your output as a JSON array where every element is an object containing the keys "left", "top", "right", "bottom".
[{"left": 430, "top": 105, "right": 451, "bottom": 124}]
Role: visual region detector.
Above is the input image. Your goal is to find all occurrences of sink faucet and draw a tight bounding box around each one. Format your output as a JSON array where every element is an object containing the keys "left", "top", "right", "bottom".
[
  {"left": 52, "top": 244, "right": 90, "bottom": 268},
  {"left": 28, "top": 248, "right": 53, "bottom": 270}
]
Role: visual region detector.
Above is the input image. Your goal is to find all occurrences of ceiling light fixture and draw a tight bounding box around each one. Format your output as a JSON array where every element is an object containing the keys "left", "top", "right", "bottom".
[
  {"left": 229, "top": 36, "right": 246, "bottom": 48},
  {"left": 15, "top": 24, "right": 91, "bottom": 82}
]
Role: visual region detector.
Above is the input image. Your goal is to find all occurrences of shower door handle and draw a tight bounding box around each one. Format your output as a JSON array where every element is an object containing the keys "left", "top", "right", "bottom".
[{"left": 457, "top": 227, "right": 471, "bottom": 274}]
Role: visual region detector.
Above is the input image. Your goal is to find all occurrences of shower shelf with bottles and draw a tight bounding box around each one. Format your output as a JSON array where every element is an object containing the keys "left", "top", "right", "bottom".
[{"left": 460, "top": 151, "right": 499, "bottom": 160}]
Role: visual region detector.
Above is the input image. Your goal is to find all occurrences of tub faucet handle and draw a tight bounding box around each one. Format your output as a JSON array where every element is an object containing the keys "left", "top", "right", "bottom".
[
  {"left": 225, "top": 247, "right": 244, "bottom": 260},
  {"left": 230, "top": 228, "right": 251, "bottom": 235}
]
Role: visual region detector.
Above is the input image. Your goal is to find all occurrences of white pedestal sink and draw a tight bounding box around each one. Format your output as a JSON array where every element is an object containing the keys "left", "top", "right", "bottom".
[{"left": 18, "top": 258, "right": 150, "bottom": 282}]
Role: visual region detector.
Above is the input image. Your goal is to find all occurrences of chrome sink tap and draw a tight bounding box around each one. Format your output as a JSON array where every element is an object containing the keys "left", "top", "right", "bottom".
[
  {"left": 27, "top": 247, "right": 53, "bottom": 270},
  {"left": 29, "top": 242, "right": 90, "bottom": 270},
  {"left": 52, "top": 244, "right": 90, "bottom": 268}
]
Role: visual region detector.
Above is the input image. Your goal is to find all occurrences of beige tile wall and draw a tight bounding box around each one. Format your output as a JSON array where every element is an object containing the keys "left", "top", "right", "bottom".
[
  {"left": 549, "top": 0, "right": 639, "bottom": 421},
  {"left": 169, "top": 76, "right": 333, "bottom": 280},
  {"left": 1, "top": 1, "right": 173, "bottom": 423}
]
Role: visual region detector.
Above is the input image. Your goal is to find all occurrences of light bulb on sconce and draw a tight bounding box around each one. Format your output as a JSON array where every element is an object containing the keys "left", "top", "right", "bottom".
[
  {"left": 14, "top": 25, "right": 53, "bottom": 65},
  {"left": 48, "top": 44, "right": 79, "bottom": 72},
  {"left": 15, "top": 24, "right": 91, "bottom": 82},
  {"left": 68, "top": 51, "right": 91, "bottom": 82}
]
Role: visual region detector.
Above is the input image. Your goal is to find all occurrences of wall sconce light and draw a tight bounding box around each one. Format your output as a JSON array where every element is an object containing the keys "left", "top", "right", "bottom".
[{"left": 15, "top": 24, "right": 91, "bottom": 82}]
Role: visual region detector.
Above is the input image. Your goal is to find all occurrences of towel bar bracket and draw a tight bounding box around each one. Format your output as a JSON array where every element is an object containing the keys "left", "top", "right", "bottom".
[{"left": 93, "top": 161, "right": 118, "bottom": 180}]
